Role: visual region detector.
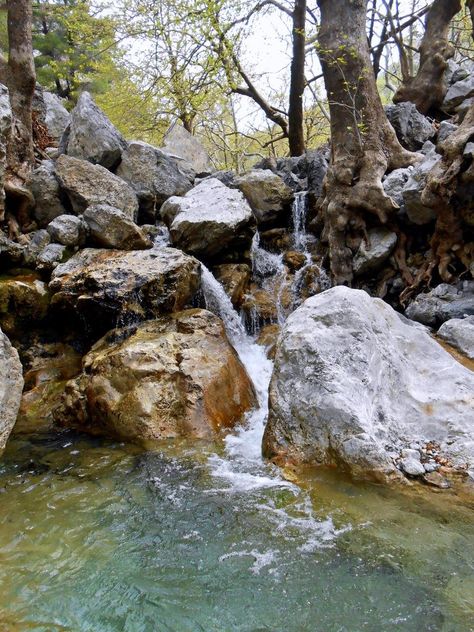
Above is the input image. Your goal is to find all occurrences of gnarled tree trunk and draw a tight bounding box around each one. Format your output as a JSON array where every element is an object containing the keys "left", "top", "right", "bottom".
[
  {"left": 288, "top": 0, "right": 306, "bottom": 156},
  {"left": 316, "top": 0, "right": 419, "bottom": 285},
  {"left": 0, "top": 0, "right": 36, "bottom": 230},
  {"left": 393, "top": 0, "right": 461, "bottom": 114}
]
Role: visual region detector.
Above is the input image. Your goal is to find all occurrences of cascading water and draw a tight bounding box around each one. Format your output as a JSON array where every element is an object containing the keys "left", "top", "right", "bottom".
[{"left": 292, "top": 191, "right": 309, "bottom": 252}]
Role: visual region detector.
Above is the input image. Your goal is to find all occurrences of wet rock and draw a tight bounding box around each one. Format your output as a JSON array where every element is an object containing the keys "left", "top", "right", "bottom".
[
  {"left": 55, "top": 309, "right": 257, "bottom": 444},
  {"left": 162, "top": 123, "right": 211, "bottom": 175},
  {"left": 406, "top": 282, "right": 474, "bottom": 327},
  {"left": 263, "top": 286, "right": 474, "bottom": 483},
  {"left": 353, "top": 228, "right": 397, "bottom": 276},
  {"left": 438, "top": 316, "right": 474, "bottom": 360},
  {"left": 162, "top": 178, "right": 255, "bottom": 260},
  {"left": 47, "top": 214, "right": 86, "bottom": 248},
  {"left": 82, "top": 204, "right": 151, "bottom": 250},
  {"left": 402, "top": 149, "right": 440, "bottom": 224},
  {"left": 213, "top": 263, "right": 251, "bottom": 308},
  {"left": 56, "top": 154, "right": 138, "bottom": 218},
  {"left": 385, "top": 102, "right": 435, "bottom": 151},
  {"left": 443, "top": 76, "right": 474, "bottom": 111},
  {"left": 0, "top": 274, "right": 49, "bottom": 338},
  {"left": 422, "top": 471, "right": 451, "bottom": 489},
  {"left": 49, "top": 247, "right": 201, "bottom": 337},
  {"left": 14, "top": 342, "right": 82, "bottom": 435},
  {"left": 256, "top": 323, "right": 281, "bottom": 359},
  {"left": 400, "top": 455, "right": 425, "bottom": 477},
  {"left": 42, "top": 91, "right": 70, "bottom": 143},
  {"left": 283, "top": 250, "right": 307, "bottom": 272},
  {"left": 60, "top": 91, "right": 127, "bottom": 169},
  {"left": 116, "top": 141, "right": 195, "bottom": 224},
  {"left": 383, "top": 167, "right": 411, "bottom": 207},
  {"left": 0, "top": 327, "right": 23, "bottom": 453},
  {"left": 235, "top": 170, "right": 293, "bottom": 226},
  {"left": 30, "top": 160, "right": 68, "bottom": 227},
  {"left": 258, "top": 228, "right": 292, "bottom": 253},
  {"left": 0, "top": 232, "right": 25, "bottom": 267},
  {"left": 35, "top": 243, "right": 68, "bottom": 273}
]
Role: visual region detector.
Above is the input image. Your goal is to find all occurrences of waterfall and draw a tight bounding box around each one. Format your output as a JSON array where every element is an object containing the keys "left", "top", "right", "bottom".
[{"left": 292, "top": 191, "right": 308, "bottom": 251}]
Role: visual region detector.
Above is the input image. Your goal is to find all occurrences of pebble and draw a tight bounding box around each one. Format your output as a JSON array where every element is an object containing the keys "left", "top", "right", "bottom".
[
  {"left": 400, "top": 457, "right": 425, "bottom": 477},
  {"left": 422, "top": 472, "right": 451, "bottom": 489}
]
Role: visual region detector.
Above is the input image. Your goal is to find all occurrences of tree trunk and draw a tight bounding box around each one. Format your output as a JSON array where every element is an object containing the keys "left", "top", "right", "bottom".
[
  {"left": 288, "top": 0, "right": 306, "bottom": 156},
  {"left": 393, "top": 0, "right": 461, "bottom": 114},
  {"left": 316, "top": 0, "right": 419, "bottom": 285},
  {"left": 0, "top": 0, "right": 36, "bottom": 229}
]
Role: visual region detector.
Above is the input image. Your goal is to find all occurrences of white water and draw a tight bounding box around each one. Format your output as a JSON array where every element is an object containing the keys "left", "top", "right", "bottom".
[{"left": 292, "top": 191, "right": 308, "bottom": 251}]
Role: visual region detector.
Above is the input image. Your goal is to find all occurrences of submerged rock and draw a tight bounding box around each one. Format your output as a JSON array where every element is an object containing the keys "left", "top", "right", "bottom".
[
  {"left": 235, "top": 170, "right": 293, "bottom": 226},
  {"left": 438, "top": 316, "right": 474, "bottom": 360},
  {"left": 116, "top": 141, "right": 195, "bottom": 224},
  {"left": 406, "top": 282, "right": 474, "bottom": 327},
  {"left": 0, "top": 327, "right": 23, "bottom": 453},
  {"left": 55, "top": 309, "right": 257, "bottom": 443},
  {"left": 56, "top": 154, "right": 139, "bottom": 218},
  {"left": 162, "top": 178, "right": 255, "bottom": 260},
  {"left": 59, "top": 91, "right": 127, "bottom": 169},
  {"left": 49, "top": 247, "right": 201, "bottom": 336},
  {"left": 263, "top": 287, "right": 474, "bottom": 483}
]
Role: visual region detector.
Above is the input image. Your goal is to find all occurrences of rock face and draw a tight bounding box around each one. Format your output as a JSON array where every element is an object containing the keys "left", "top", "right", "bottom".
[
  {"left": 162, "top": 123, "right": 212, "bottom": 175},
  {"left": 55, "top": 309, "right": 257, "bottom": 443},
  {"left": 116, "top": 141, "right": 195, "bottom": 224},
  {"left": 82, "top": 204, "right": 150, "bottom": 250},
  {"left": 43, "top": 92, "right": 70, "bottom": 142},
  {"left": 162, "top": 178, "right": 255, "bottom": 260},
  {"left": 385, "top": 102, "right": 435, "bottom": 151},
  {"left": 56, "top": 154, "right": 138, "bottom": 218},
  {"left": 60, "top": 91, "right": 127, "bottom": 169},
  {"left": 31, "top": 160, "right": 68, "bottom": 227},
  {"left": 353, "top": 228, "right": 397, "bottom": 276},
  {"left": 438, "top": 316, "right": 474, "bottom": 359},
  {"left": 49, "top": 247, "right": 201, "bottom": 336},
  {"left": 0, "top": 327, "right": 24, "bottom": 453},
  {"left": 263, "top": 287, "right": 474, "bottom": 482},
  {"left": 47, "top": 214, "right": 86, "bottom": 248},
  {"left": 406, "top": 282, "right": 474, "bottom": 327},
  {"left": 235, "top": 170, "right": 293, "bottom": 226}
]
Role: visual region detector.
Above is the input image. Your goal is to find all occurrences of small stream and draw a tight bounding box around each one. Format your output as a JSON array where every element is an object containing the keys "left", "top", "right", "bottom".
[{"left": 1, "top": 197, "right": 473, "bottom": 630}]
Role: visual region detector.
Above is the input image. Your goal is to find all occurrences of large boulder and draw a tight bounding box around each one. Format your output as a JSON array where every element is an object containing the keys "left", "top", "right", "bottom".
[
  {"left": 235, "top": 170, "right": 293, "bottom": 226},
  {"left": 43, "top": 91, "right": 70, "bottom": 142},
  {"left": 115, "top": 141, "right": 195, "bottom": 224},
  {"left": 56, "top": 154, "right": 138, "bottom": 218},
  {"left": 162, "top": 123, "right": 212, "bottom": 175},
  {"left": 31, "top": 160, "right": 68, "bottom": 227},
  {"left": 54, "top": 309, "right": 257, "bottom": 443},
  {"left": 385, "top": 102, "right": 435, "bottom": 151},
  {"left": 406, "top": 282, "right": 474, "bottom": 327},
  {"left": 82, "top": 204, "right": 151, "bottom": 250},
  {"left": 0, "top": 327, "right": 23, "bottom": 453},
  {"left": 59, "top": 91, "right": 127, "bottom": 169},
  {"left": 262, "top": 287, "right": 474, "bottom": 483},
  {"left": 161, "top": 178, "right": 255, "bottom": 260},
  {"left": 438, "top": 316, "right": 474, "bottom": 360},
  {"left": 49, "top": 247, "right": 201, "bottom": 336}
]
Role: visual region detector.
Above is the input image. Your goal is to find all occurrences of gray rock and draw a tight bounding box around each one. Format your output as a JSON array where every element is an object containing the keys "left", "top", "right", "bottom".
[
  {"left": 385, "top": 102, "right": 435, "bottom": 151},
  {"left": 383, "top": 168, "right": 411, "bottom": 207},
  {"left": 235, "top": 170, "right": 293, "bottom": 226},
  {"left": 60, "top": 92, "right": 127, "bottom": 169},
  {"left": 116, "top": 141, "right": 195, "bottom": 224},
  {"left": 24, "top": 229, "right": 50, "bottom": 266},
  {"left": 31, "top": 160, "right": 68, "bottom": 227},
  {"left": 36, "top": 243, "right": 67, "bottom": 272},
  {"left": 162, "top": 178, "right": 255, "bottom": 260},
  {"left": 83, "top": 204, "right": 151, "bottom": 250},
  {"left": 202, "top": 170, "right": 236, "bottom": 188},
  {"left": 262, "top": 286, "right": 474, "bottom": 482},
  {"left": 353, "top": 228, "right": 397, "bottom": 276},
  {"left": 0, "top": 84, "right": 11, "bottom": 216},
  {"left": 443, "top": 76, "right": 474, "bottom": 111},
  {"left": 56, "top": 154, "right": 138, "bottom": 218},
  {"left": 43, "top": 91, "right": 70, "bottom": 142},
  {"left": 438, "top": 316, "right": 474, "bottom": 359},
  {"left": 437, "top": 120, "right": 458, "bottom": 146},
  {"left": 49, "top": 247, "right": 201, "bottom": 336},
  {"left": 306, "top": 150, "right": 329, "bottom": 199},
  {"left": 402, "top": 149, "right": 440, "bottom": 224},
  {"left": 406, "top": 282, "right": 474, "bottom": 327},
  {"left": 450, "top": 64, "right": 470, "bottom": 85},
  {"left": 47, "top": 214, "right": 86, "bottom": 248},
  {"left": 162, "top": 123, "right": 212, "bottom": 175},
  {"left": 400, "top": 457, "right": 425, "bottom": 477},
  {"left": 0, "top": 232, "right": 25, "bottom": 266},
  {"left": 0, "top": 327, "right": 23, "bottom": 453},
  {"left": 456, "top": 97, "right": 474, "bottom": 121}
]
